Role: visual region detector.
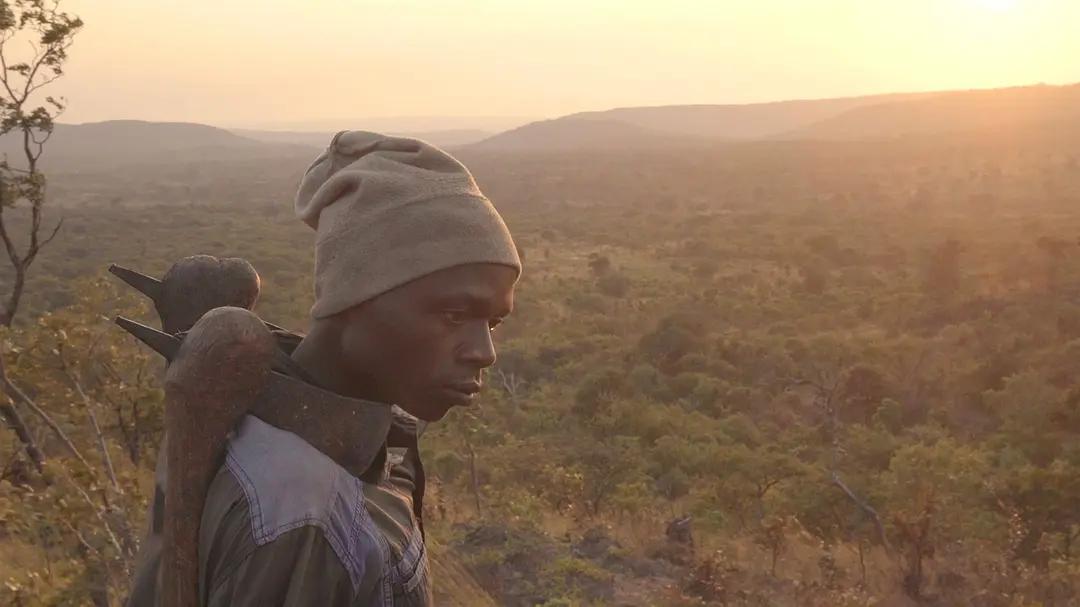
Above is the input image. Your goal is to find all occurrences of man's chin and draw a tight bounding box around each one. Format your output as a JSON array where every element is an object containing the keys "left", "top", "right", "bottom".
[
  {"left": 417, "top": 407, "right": 451, "bottom": 422},
  {"left": 399, "top": 387, "right": 477, "bottom": 421},
  {"left": 397, "top": 400, "right": 454, "bottom": 423}
]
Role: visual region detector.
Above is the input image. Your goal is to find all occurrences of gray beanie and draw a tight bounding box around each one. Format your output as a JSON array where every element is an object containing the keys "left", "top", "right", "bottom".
[{"left": 294, "top": 130, "right": 521, "bottom": 319}]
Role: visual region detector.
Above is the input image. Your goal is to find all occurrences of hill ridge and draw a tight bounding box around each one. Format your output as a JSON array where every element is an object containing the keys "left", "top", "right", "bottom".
[{"left": 481, "top": 82, "right": 1079, "bottom": 150}]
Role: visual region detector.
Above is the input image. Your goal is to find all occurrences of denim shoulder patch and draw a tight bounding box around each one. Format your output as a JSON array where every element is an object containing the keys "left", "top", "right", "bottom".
[{"left": 224, "top": 415, "right": 385, "bottom": 592}]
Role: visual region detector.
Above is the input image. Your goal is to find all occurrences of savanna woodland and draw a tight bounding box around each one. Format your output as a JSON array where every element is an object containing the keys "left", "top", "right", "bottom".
[{"left": 2, "top": 4, "right": 1080, "bottom": 607}]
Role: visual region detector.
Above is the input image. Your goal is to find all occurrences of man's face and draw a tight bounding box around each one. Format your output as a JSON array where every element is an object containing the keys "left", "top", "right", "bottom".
[{"left": 336, "top": 263, "right": 517, "bottom": 421}]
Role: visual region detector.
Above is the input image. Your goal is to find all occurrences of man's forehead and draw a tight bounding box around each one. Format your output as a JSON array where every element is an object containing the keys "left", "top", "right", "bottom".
[{"left": 395, "top": 263, "right": 516, "bottom": 304}]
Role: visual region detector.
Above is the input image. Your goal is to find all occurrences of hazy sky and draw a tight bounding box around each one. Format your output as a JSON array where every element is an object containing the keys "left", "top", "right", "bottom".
[{"left": 47, "top": 0, "right": 1080, "bottom": 130}]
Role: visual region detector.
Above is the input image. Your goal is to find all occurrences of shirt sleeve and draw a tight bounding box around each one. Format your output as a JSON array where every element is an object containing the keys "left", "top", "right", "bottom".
[{"left": 198, "top": 468, "right": 382, "bottom": 607}]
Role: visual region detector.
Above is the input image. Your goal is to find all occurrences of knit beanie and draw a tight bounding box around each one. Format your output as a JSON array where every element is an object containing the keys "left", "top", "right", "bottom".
[{"left": 294, "top": 130, "right": 521, "bottom": 319}]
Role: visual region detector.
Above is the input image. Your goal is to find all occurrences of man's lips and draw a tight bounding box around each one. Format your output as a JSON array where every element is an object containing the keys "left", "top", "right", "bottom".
[
  {"left": 441, "top": 381, "right": 482, "bottom": 405},
  {"left": 446, "top": 380, "right": 482, "bottom": 395}
]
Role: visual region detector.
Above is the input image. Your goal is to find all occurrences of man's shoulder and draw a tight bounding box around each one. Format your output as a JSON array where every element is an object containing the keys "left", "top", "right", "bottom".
[
  {"left": 224, "top": 415, "right": 363, "bottom": 537},
  {"left": 211, "top": 415, "right": 386, "bottom": 591}
]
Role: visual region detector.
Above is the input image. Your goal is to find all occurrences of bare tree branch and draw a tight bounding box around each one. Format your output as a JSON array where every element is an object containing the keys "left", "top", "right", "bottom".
[
  {"left": 59, "top": 344, "right": 121, "bottom": 493},
  {"left": 0, "top": 440, "right": 22, "bottom": 480},
  {"left": 0, "top": 206, "right": 23, "bottom": 269},
  {"left": 24, "top": 70, "right": 62, "bottom": 97},
  {"left": 58, "top": 465, "right": 126, "bottom": 557},
  {"left": 831, "top": 471, "right": 892, "bottom": 555},
  {"left": 60, "top": 518, "right": 103, "bottom": 560},
  {"left": 492, "top": 367, "right": 526, "bottom": 401},
  {"left": 0, "top": 42, "right": 20, "bottom": 104},
  {"left": 0, "top": 346, "right": 90, "bottom": 469},
  {"left": 39, "top": 215, "right": 61, "bottom": 247},
  {"left": 0, "top": 351, "right": 44, "bottom": 470}
]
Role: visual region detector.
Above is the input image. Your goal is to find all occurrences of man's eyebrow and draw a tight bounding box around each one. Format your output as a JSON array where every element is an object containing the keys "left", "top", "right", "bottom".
[{"left": 435, "top": 292, "right": 511, "bottom": 316}]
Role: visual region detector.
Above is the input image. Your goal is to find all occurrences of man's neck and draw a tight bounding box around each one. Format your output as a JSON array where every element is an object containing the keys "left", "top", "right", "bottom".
[
  {"left": 289, "top": 324, "right": 424, "bottom": 421},
  {"left": 289, "top": 333, "right": 362, "bottom": 399}
]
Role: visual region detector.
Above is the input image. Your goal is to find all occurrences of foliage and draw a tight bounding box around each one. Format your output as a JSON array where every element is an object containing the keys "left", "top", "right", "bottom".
[
  {"left": 4, "top": 124, "right": 1080, "bottom": 604},
  {"left": 0, "top": 0, "right": 83, "bottom": 325}
]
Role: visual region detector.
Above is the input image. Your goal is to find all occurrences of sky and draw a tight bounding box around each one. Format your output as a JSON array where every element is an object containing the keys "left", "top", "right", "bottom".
[{"left": 40, "top": 0, "right": 1080, "bottom": 131}]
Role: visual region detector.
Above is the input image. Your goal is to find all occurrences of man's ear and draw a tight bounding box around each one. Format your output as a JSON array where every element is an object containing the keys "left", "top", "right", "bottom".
[
  {"left": 329, "top": 305, "right": 367, "bottom": 351},
  {"left": 307, "top": 311, "right": 348, "bottom": 349}
]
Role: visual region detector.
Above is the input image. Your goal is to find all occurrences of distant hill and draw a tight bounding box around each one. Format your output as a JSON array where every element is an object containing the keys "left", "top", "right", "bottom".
[
  {"left": 467, "top": 118, "right": 703, "bottom": 152},
  {"left": 469, "top": 83, "right": 1080, "bottom": 151},
  {"left": 0, "top": 120, "right": 493, "bottom": 173},
  {"left": 777, "top": 83, "right": 1080, "bottom": 141},
  {"left": 233, "top": 128, "right": 492, "bottom": 149},
  {"left": 565, "top": 91, "right": 936, "bottom": 140},
  {"left": 0, "top": 120, "right": 313, "bottom": 172},
  {"left": 10, "top": 83, "right": 1080, "bottom": 169}
]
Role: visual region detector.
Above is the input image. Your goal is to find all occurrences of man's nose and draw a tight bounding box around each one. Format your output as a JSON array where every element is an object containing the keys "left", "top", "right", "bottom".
[{"left": 458, "top": 321, "right": 497, "bottom": 369}]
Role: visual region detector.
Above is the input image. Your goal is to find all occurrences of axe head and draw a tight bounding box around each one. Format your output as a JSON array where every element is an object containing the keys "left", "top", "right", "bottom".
[
  {"left": 109, "top": 255, "right": 262, "bottom": 334},
  {"left": 109, "top": 264, "right": 163, "bottom": 303},
  {"left": 114, "top": 316, "right": 180, "bottom": 361},
  {"left": 117, "top": 315, "right": 296, "bottom": 376}
]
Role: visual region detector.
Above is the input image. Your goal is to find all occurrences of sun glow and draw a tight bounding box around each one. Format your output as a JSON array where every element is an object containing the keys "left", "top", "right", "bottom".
[
  {"left": 56, "top": 0, "right": 1077, "bottom": 126},
  {"left": 974, "top": 0, "right": 1019, "bottom": 12}
]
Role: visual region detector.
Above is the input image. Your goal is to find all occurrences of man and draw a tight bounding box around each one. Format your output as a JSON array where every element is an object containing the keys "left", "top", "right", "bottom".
[{"left": 127, "top": 130, "right": 520, "bottom": 605}]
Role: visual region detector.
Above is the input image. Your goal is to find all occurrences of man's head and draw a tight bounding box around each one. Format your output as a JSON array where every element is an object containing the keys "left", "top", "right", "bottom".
[
  {"left": 309, "top": 262, "right": 515, "bottom": 421},
  {"left": 292, "top": 131, "right": 521, "bottom": 421}
]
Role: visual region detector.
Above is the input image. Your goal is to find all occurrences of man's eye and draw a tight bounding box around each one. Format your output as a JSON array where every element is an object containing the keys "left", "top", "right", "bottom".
[
  {"left": 489, "top": 317, "right": 504, "bottom": 332},
  {"left": 443, "top": 310, "right": 469, "bottom": 324}
]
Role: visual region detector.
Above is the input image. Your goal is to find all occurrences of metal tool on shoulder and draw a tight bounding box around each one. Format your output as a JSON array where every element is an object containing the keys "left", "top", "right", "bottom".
[
  {"left": 108, "top": 255, "right": 288, "bottom": 335},
  {"left": 110, "top": 255, "right": 392, "bottom": 607}
]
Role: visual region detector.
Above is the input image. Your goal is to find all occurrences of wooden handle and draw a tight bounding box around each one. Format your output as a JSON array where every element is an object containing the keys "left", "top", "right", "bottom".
[{"left": 161, "top": 307, "right": 276, "bottom": 607}]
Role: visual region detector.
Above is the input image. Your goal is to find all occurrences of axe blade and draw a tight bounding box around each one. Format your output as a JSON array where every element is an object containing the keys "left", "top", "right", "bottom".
[
  {"left": 115, "top": 316, "right": 180, "bottom": 361},
  {"left": 109, "top": 264, "right": 164, "bottom": 303}
]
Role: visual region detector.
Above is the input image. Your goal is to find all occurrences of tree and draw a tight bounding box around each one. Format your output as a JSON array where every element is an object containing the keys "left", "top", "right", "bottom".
[
  {"left": 638, "top": 315, "right": 705, "bottom": 371},
  {"left": 0, "top": 278, "right": 151, "bottom": 604},
  {"left": 838, "top": 364, "right": 889, "bottom": 424},
  {"left": 0, "top": 0, "right": 83, "bottom": 325},
  {"left": 587, "top": 253, "right": 611, "bottom": 277},
  {"left": 753, "top": 515, "right": 790, "bottom": 576},
  {"left": 923, "top": 239, "right": 964, "bottom": 297},
  {"left": 708, "top": 444, "right": 806, "bottom": 530},
  {"left": 0, "top": 0, "right": 82, "bottom": 471},
  {"left": 995, "top": 458, "right": 1080, "bottom": 565},
  {"left": 880, "top": 439, "right": 996, "bottom": 600},
  {"left": 577, "top": 437, "right": 648, "bottom": 517}
]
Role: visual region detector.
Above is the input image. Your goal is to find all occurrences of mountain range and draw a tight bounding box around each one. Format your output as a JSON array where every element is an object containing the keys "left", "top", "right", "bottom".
[
  {"left": 468, "top": 83, "right": 1080, "bottom": 150},
  {"left": 3, "top": 82, "right": 1077, "bottom": 170},
  {"left": 0, "top": 121, "right": 313, "bottom": 172}
]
